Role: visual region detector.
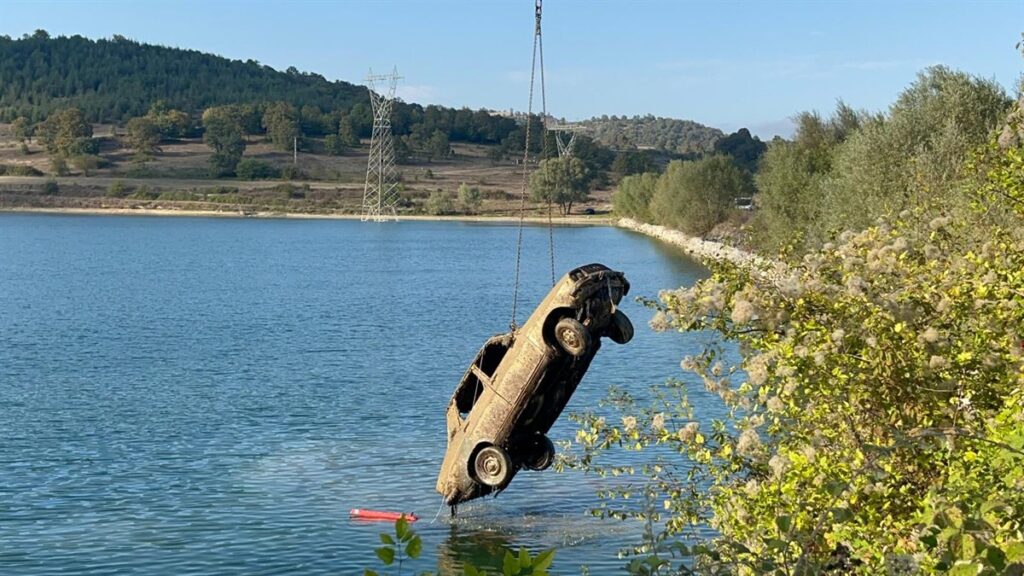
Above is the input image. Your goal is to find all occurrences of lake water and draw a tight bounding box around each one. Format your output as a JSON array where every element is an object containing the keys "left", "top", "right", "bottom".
[{"left": 0, "top": 214, "right": 720, "bottom": 575}]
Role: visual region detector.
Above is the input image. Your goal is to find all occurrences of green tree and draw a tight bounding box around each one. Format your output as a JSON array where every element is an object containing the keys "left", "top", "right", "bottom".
[
  {"left": 147, "top": 101, "right": 190, "bottom": 138},
  {"left": 713, "top": 127, "right": 767, "bottom": 173},
  {"left": 427, "top": 129, "right": 451, "bottom": 161},
  {"left": 262, "top": 101, "right": 300, "bottom": 152},
  {"left": 323, "top": 134, "right": 346, "bottom": 156},
  {"left": 752, "top": 101, "right": 870, "bottom": 253},
  {"left": 202, "top": 106, "right": 246, "bottom": 176},
  {"left": 820, "top": 66, "right": 1011, "bottom": 238},
  {"left": 529, "top": 156, "right": 590, "bottom": 215},
  {"left": 37, "top": 107, "right": 93, "bottom": 157},
  {"left": 125, "top": 116, "right": 161, "bottom": 159},
  {"left": 649, "top": 156, "right": 750, "bottom": 236},
  {"left": 11, "top": 116, "right": 31, "bottom": 143},
  {"left": 610, "top": 149, "right": 656, "bottom": 179},
  {"left": 611, "top": 172, "right": 658, "bottom": 221},
  {"left": 458, "top": 183, "right": 482, "bottom": 214},
  {"left": 338, "top": 117, "right": 360, "bottom": 147},
  {"left": 69, "top": 154, "right": 99, "bottom": 176}
]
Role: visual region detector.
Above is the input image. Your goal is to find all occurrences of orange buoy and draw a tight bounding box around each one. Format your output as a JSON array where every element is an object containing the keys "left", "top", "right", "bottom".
[{"left": 349, "top": 509, "right": 419, "bottom": 522}]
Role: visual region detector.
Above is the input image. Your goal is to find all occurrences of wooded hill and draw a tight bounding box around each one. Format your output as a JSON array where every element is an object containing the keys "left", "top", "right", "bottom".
[
  {"left": 0, "top": 31, "right": 523, "bottom": 148},
  {"left": 577, "top": 114, "right": 724, "bottom": 154},
  {"left": 0, "top": 31, "right": 369, "bottom": 123}
]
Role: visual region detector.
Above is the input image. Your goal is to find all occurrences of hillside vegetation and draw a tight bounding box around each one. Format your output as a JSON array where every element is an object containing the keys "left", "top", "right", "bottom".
[
  {"left": 0, "top": 31, "right": 366, "bottom": 123},
  {"left": 577, "top": 114, "right": 724, "bottom": 154}
]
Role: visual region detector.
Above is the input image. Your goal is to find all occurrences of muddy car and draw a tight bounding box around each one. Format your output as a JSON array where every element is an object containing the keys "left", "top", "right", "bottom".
[{"left": 436, "top": 263, "right": 633, "bottom": 506}]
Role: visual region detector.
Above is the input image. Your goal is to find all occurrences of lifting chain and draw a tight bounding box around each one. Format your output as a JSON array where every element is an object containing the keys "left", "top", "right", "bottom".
[{"left": 510, "top": 0, "right": 555, "bottom": 331}]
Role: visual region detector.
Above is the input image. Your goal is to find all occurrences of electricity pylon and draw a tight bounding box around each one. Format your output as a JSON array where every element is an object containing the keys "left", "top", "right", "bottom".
[
  {"left": 552, "top": 123, "right": 584, "bottom": 158},
  {"left": 361, "top": 67, "right": 402, "bottom": 222}
]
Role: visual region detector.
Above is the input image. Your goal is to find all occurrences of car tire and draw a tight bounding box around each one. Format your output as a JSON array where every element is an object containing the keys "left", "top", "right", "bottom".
[
  {"left": 555, "top": 317, "right": 591, "bottom": 357},
  {"left": 473, "top": 445, "right": 513, "bottom": 488},
  {"left": 524, "top": 433, "right": 555, "bottom": 471},
  {"left": 608, "top": 309, "right": 634, "bottom": 345}
]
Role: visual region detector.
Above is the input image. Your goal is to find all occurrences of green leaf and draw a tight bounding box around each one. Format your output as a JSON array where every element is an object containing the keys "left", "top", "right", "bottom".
[
  {"left": 379, "top": 533, "right": 395, "bottom": 545},
  {"left": 532, "top": 549, "right": 556, "bottom": 571},
  {"left": 1006, "top": 541, "right": 1024, "bottom": 563},
  {"left": 775, "top": 515, "right": 792, "bottom": 534},
  {"left": 364, "top": 570, "right": 379, "bottom": 576},
  {"left": 376, "top": 546, "right": 395, "bottom": 566},
  {"left": 831, "top": 507, "right": 853, "bottom": 523},
  {"left": 984, "top": 545, "right": 1006, "bottom": 571},
  {"left": 406, "top": 535, "right": 422, "bottom": 560},
  {"left": 503, "top": 550, "right": 520, "bottom": 576},
  {"left": 824, "top": 480, "right": 846, "bottom": 497},
  {"left": 519, "top": 547, "right": 531, "bottom": 569},
  {"left": 948, "top": 561, "right": 981, "bottom": 576},
  {"left": 766, "top": 538, "right": 789, "bottom": 552},
  {"left": 961, "top": 534, "right": 976, "bottom": 559},
  {"left": 464, "top": 565, "right": 481, "bottom": 576},
  {"left": 396, "top": 515, "right": 411, "bottom": 542}
]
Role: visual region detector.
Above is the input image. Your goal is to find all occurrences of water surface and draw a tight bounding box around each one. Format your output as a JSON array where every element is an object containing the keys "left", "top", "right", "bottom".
[{"left": 0, "top": 214, "right": 720, "bottom": 574}]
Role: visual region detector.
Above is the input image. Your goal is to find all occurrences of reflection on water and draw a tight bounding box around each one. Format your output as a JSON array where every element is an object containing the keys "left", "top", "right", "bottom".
[{"left": 0, "top": 214, "right": 715, "bottom": 575}]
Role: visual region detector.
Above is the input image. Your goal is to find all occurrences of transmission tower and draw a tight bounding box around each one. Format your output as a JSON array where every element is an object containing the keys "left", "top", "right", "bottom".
[
  {"left": 361, "top": 67, "right": 402, "bottom": 222},
  {"left": 553, "top": 124, "right": 584, "bottom": 158}
]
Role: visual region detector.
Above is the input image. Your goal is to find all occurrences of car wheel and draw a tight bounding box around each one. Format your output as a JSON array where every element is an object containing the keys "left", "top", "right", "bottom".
[
  {"left": 608, "top": 309, "right": 634, "bottom": 345},
  {"left": 473, "top": 445, "right": 513, "bottom": 487},
  {"left": 555, "top": 317, "right": 591, "bottom": 357},
  {"left": 524, "top": 433, "right": 555, "bottom": 471}
]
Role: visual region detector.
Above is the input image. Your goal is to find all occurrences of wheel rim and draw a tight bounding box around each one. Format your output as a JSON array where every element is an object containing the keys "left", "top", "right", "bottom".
[
  {"left": 481, "top": 453, "right": 502, "bottom": 478},
  {"left": 558, "top": 327, "right": 580, "bottom": 349},
  {"left": 475, "top": 447, "right": 508, "bottom": 485}
]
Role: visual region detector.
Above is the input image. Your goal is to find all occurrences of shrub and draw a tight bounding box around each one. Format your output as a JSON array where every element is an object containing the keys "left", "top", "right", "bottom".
[
  {"left": 281, "top": 164, "right": 306, "bottom": 180},
  {"left": 235, "top": 158, "right": 281, "bottom": 180},
  {"left": 128, "top": 188, "right": 158, "bottom": 200},
  {"left": 50, "top": 155, "right": 68, "bottom": 176},
  {"left": 70, "top": 154, "right": 101, "bottom": 176},
  {"left": 457, "top": 182, "right": 482, "bottom": 214},
  {"left": 157, "top": 190, "right": 200, "bottom": 202},
  {"left": 0, "top": 164, "right": 43, "bottom": 176},
  {"left": 272, "top": 183, "right": 307, "bottom": 199},
  {"left": 424, "top": 190, "right": 454, "bottom": 215},
  {"left": 41, "top": 180, "right": 60, "bottom": 195},
  {"left": 106, "top": 180, "right": 133, "bottom": 197}
]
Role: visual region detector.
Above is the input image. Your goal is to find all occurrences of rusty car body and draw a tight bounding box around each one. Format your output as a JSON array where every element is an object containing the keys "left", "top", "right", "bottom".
[{"left": 435, "top": 263, "right": 633, "bottom": 506}]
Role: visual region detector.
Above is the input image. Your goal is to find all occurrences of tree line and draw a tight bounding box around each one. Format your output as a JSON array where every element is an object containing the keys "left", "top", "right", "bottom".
[
  {"left": 614, "top": 66, "right": 1011, "bottom": 250},
  {"left": 0, "top": 31, "right": 521, "bottom": 149}
]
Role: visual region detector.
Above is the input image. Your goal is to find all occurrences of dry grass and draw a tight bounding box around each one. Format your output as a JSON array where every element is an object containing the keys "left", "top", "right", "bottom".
[{"left": 0, "top": 124, "right": 614, "bottom": 217}]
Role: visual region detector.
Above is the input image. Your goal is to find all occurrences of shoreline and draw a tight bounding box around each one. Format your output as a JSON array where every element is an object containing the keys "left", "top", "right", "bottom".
[
  {"left": 616, "top": 217, "right": 768, "bottom": 269},
  {"left": 0, "top": 206, "right": 614, "bottom": 226}
]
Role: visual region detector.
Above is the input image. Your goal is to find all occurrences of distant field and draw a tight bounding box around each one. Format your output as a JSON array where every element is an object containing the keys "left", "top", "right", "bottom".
[{"left": 0, "top": 126, "right": 612, "bottom": 217}]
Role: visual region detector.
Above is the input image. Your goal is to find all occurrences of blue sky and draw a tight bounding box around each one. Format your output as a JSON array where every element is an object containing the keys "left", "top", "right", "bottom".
[{"left": 2, "top": 0, "right": 1021, "bottom": 137}]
